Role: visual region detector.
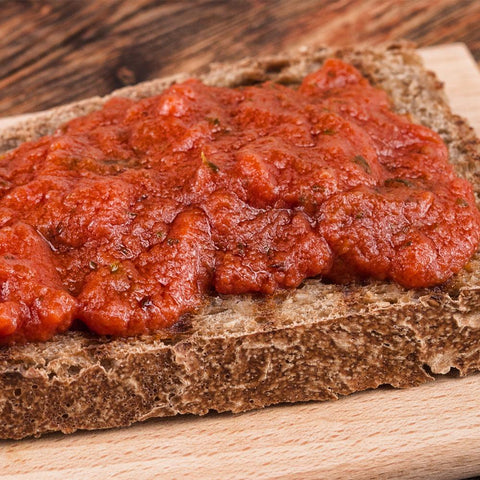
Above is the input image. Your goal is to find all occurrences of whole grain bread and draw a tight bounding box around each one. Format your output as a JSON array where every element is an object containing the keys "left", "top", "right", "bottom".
[{"left": 1, "top": 42, "right": 480, "bottom": 440}]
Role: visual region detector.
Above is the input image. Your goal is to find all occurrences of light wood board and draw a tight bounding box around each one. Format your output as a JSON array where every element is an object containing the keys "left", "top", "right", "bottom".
[{"left": 1, "top": 43, "right": 480, "bottom": 480}]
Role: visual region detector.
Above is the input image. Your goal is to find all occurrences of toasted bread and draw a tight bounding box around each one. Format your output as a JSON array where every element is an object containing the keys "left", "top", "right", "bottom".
[{"left": 1, "top": 42, "right": 480, "bottom": 440}]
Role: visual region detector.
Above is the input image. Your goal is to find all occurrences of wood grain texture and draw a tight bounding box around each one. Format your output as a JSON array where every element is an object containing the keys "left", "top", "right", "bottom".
[
  {"left": 1, "top": 0, "right": 480, "bottom": 116},
  {"left": 0, "top": 43, "right": 480, "bottom": 480}
]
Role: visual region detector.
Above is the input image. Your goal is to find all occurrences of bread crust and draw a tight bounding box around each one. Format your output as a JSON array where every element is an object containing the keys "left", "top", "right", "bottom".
[{"left": 2, "top": 42, "right": 480, "bottom": 440}]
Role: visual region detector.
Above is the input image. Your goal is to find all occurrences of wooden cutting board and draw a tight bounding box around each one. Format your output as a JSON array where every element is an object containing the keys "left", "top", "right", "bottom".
[{"left": 1, "top": 43, "right": 480, "bottom": 480}]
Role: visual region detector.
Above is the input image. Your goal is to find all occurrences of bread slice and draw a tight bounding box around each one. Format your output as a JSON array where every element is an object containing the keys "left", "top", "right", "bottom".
[{"left": 1, "top": 42, "right": 480, "bottom": 440}]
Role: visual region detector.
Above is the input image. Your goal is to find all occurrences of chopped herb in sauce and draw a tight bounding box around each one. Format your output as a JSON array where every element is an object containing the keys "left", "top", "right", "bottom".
[
  {"left": 207, "top": 117, "right": 220, "bottom": 126},
  {"left": 110, "top": 263, "right": 120, "bottom": 273},
  {"left": 385, "top": 178, "right": 413, "bottom": 187},
  {"left": 201, "top": 151, "right": 219, "bottom": 173},
  {"left": 352, "top": 155, "right": 371, "bottom": 174}
]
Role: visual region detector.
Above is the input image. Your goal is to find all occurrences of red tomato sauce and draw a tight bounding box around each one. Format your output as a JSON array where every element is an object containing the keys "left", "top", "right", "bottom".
[{"left": 1, "top": 58, "right": 479, "bottom": 343}]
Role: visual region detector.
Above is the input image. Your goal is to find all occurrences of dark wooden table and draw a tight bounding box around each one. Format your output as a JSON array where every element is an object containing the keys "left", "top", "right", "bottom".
[{"left": 1, "top": 0, "right": 479, "bottom": 116}]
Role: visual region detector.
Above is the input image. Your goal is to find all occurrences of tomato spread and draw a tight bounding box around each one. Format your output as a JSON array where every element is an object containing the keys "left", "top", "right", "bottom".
[{"left": 1, "top": 58, "right": 479, "bottom": 343}]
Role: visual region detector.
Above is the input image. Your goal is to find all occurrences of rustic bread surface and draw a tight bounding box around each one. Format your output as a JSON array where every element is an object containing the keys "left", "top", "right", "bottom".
[{"left": 1, "top": 43, "right": 480, "bottom": 440}]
